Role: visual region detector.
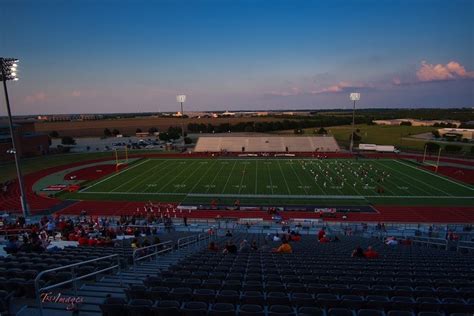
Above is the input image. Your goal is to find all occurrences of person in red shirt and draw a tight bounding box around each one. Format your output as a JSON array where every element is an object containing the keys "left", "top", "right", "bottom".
[
  {"left": 88, "top": 239, "right": 97, "bottom": 246},
  {"left": 319, "top": 235, "right": 330, "bottom": 243},
  {"left": 78, "top": 237, "right": 89, "bottom": 246},
  {"left": 364, "top": 246, "right": 379, "bottom": 259},
  {"left": 318, "top": 228, "right": 326, "bottom": 241}
]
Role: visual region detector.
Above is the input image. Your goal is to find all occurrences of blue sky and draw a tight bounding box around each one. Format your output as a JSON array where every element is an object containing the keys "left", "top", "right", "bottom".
[{"left": 1, "top": 0, "right": 473, "bottom": 115}]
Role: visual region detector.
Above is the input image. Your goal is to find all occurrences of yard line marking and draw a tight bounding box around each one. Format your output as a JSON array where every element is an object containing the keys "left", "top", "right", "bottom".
[
  {"left": 115, "top": 159, "right": 170, "bottom": 192},
  {"left": 187, "top": 160, "right": 218, "bottom": 193},
  {"left": 255, "top": 160, "right": 258, "bottom": 195},
  {"left": 79, "top": 159, "right": 150, "bottom": 193},
  {"left": 169, "top": 160, "right": 211, "bottom": 193},
  {"left": 266, "top": 162, "right": 275, "bottom": 194},
  {"left": 156, "top": 160, "right": 199, "bottom": 192},
  {"left": 372, "top": 160, "right": 437, "bottom": 196},
  {"left": 238, "top": 163, "right": 248, "bottom": 194},
  {"left": 394, "top": 159, "right": 474, "bottom": 191},
  {"left": 277, "top": 160, "right": 292, "bottom": 195},
  {"left": 288, "top": 161, "right": 308, "bottom": 195},
  {"left": 205, "top": 162, "right": 227, "bottom": 193},
  {"left": 221, "top": 161, "right": 238, "bottom": 194},
  {"left": 127, "top": 159, "right": 176, "bottom": 193},
  {"left": 379, "top": 160, "right": 452, "bottom": 196}
]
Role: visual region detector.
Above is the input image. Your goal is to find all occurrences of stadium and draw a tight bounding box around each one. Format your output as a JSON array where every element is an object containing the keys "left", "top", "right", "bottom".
[{"left": 1, "top": 1, "right": 474, "bottom": 316}]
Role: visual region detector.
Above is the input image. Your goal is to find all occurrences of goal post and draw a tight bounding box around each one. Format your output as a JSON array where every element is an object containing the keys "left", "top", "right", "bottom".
[
  {"left": 422, "top": 145, "right": 441, "bottom": 172},
  {"left": 114, "top": 147, "right": 129, "bottom": 171}
]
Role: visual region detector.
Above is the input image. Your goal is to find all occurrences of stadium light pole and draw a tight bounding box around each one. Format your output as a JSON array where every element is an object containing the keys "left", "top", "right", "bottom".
[
  {"left": 1, "top": 57, "right": 29, "bottom": 217},
  {"left": 176, "top": 94, "right": 186, "bottom": 145},
  {"left": 349, "top": 92, "right": 360, "bottom": 152}
]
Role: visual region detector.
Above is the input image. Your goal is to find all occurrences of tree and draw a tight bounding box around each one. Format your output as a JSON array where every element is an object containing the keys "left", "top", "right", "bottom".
[
  {"left": 49, "top": 131, "right": 59, "bottom": 138},
  {"left": 112, "top": 129, "right": 120, "bottom": 136},
  {"left": 159, "top": 132, "right": 170, "bottom": 141},
  {"left": 425, "top": 142, "right": 440, "bottom": 152},
  {"left": 136, "top": 128, "right": 142, "bottom": 133},
  {"left": 316, "top": 127, "right": 328, "bottom": 135},
  {"left": 104, "top": 128, "right": 112, "bottom": 137},
  {"left": 61, "top": 136, "right": 76, "bottom": 145},
  {"left": 431, "top": 130, "right": 440, "bottom": 138},
  {"left": 400, "top": 121, "right": 412, "bottom": 126}
]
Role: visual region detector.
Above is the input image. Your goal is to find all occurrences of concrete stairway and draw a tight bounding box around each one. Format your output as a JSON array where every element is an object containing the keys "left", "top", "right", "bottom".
[{"left": 16, "top": 244, "right": 205, "bottom": 316}]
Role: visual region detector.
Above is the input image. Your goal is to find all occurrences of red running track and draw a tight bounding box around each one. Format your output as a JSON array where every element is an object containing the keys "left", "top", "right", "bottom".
[{"left": 64, "top": 164, "right": 127, "bottom": 181}]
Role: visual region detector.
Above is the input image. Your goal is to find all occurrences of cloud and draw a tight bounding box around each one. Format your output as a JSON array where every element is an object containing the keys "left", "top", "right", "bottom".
[
  {"left": 24, "top": 92, "right": 47, "bottom": 103},
  {"left": 266, "top": 81, "right": 372, "bottom": 97},
  {"left": 267, "top": 87, "right": 302, "bottom": 97},
  {"left": 416, "top": 60, "right": 474, "bottom": 82},
  {"left": 71, "top": 90, "right": 81, "bottom": 97},
  {"left": 310, "top": 82, "right": 373, "bottom": 94}
]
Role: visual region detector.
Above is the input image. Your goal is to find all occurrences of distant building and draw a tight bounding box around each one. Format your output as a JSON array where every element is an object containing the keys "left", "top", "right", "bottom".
[
  {"left": 37, "top": 114, "right": 103, "bottom": 121},
  {"left": 373, "top": 119, "right": 461, "bottom": 127},
  {"left": 438, "top": 128, "right": 474, "bottom": 141},
  {"left": 221, "top": 111, "right": 236, "bottom": 117},
  {"left": 0, "top": 121, "right": 50, "bottom": 160}
]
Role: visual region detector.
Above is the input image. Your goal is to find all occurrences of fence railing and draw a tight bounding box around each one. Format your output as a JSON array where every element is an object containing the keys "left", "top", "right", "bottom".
[
  {"left": 457, "top": 240, "right": 474, "bottom": 252},
  {"left": 133, "top": 240, "right": 173, "bottom": 271},
  {"left": 412, "top": 236, "right": 448, "bottom": 250},
  {"left": 34, "top": 254, "right": 121, "bottom": 316}
]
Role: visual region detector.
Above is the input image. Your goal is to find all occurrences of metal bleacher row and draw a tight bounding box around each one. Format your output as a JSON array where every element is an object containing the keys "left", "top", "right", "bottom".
[
  {"left": 194, "top": 136, "right": 340, "bottom": 153},
  {"left": 100, "top": 234, "right": 474, "bottom": 316},
  {"left": 0, "top": 231, "right": 194, "bottom": 315}
]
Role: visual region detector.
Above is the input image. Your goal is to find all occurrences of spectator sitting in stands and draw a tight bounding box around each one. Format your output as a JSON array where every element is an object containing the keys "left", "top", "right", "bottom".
[
  {"left": 78, "top": 236, "right": 89, "bottom": 246},
  {"left": 239, "top": 240, "right": 250, "bottom": 252},
  {"left": 208, "top": 241, "right": 219, "bottom": 252},
  {"left": 319, "top": 235, "right": 330, "bottom": 243},
  {"left": 385, "top": 236, "right": 398, "bottom": 246},
  {"left": 4, "top": 236, "right": 19, "bottom": 254},
  {"left": 225, "top": 230, "right": 233, "bottom": 237},
  {"left": 318, "top": 228, "right": 326, "bottom": 241},
  {"left": 364, "top": 246, "right": 379, "bottom": 259},
  {"left": 351, "top": 246, "right": 365, "bottom": 258},
  {"left": 223, "top": 241, "right": 237, "bottom": 254},
  {"left": 251, "top": 240, "right": 258, "bottom": 251},
  {"left": 272, "top": 240, "right": 293, "bottom": 253},
  {"left": 333, "top": 236, "right": 340, "bottom": 242},
  {"left": 273, "top": 234, "right": 281, "bottom": 242},
  {"left": 131, "top": 238, "right": 140, "bottom": 249}
]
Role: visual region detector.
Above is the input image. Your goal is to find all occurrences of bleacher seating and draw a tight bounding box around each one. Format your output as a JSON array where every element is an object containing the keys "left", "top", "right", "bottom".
[
  {"left": 194, "top": 136, "right": 341, "bottom": 153},
  {"left": 123, "top": 234, "right": 474, "bottom": 316}
]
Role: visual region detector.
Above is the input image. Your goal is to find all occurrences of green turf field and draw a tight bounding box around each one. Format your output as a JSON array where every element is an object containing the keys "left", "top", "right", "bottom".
[{"left": 69, "top": 158, "right": 474, "bottom": 206}]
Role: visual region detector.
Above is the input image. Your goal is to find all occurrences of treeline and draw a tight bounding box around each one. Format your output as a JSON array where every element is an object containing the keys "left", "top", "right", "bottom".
[
  {"left": 326, "top": 108, "right": 474, "bottom": 122},
  {"left": 187, "top": 117, "right": 371, "bottom": 133}
]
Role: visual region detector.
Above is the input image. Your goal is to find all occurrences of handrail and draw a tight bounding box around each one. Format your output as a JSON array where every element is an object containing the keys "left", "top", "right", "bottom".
[
  {"left": 457, "top": 240, "right": 474, "bottom": 251},
  {"left": 133, "top": 241, "right": 173, "bottom": 271},
  {"left": 177, "top": 235, "right": 198, "bottom": 248},
  {"left": 412, "top": 236, "right": 448, "bottom": 250},
  {"left": 35, "top": 254, "right": 121, "bottom": 316}
]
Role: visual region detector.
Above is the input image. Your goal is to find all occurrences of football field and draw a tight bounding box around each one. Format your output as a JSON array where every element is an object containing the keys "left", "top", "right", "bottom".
[{"left": 73, "top": 158, "right": 474, "bottom": 206}]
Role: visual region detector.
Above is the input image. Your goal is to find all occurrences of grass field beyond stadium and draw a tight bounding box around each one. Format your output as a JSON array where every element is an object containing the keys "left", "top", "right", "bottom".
[{"left": 64, "top": 158, "right": 474, "bottom": 207}]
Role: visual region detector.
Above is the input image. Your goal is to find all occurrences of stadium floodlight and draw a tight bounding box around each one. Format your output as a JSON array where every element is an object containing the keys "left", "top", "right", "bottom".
[
  {"left": 176, "top": 94, "right": 186, "bottom": 144},
  {"left": 349, "top": 92, "right": 360, "bottom": 152},
  {"left": 1, "top": 57, "right": 29, "bottom": 217}
]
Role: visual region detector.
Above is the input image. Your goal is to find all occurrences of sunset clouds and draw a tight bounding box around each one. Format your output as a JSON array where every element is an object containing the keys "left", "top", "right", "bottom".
[
  {"left": 416, "top": 61, "right": 474, "bottom": 82},
  {"left": 24, "top": 92, "right": 47, "bottom": 104}
]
